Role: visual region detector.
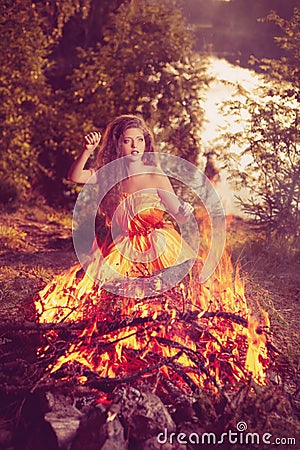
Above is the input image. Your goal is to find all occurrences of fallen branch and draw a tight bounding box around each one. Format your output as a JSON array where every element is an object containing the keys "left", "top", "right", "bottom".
[{"left": 0, "top": 309, "right": 266, "bottom": 334}]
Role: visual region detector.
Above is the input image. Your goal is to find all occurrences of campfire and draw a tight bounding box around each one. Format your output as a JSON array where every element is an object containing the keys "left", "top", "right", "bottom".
[
  {"left": 0, "top": 215, "right": 281, "bottom": 450},
  {"left": 35, "top": 215, "right": 271, "bottom": 397}
]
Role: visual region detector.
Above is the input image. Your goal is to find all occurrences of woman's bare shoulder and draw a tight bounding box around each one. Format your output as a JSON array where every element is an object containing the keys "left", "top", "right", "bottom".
[
  {"left": 147, "top": 166, "right": 168, "bottom": 176},
  {"left": 149, "top": 169, "right": 173, "bottom": 191}
]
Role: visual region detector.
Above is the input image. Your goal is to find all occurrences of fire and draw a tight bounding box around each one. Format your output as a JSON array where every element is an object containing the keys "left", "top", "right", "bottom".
[{"left": 35, "top": 214, "right": 271, "bottom": 395}]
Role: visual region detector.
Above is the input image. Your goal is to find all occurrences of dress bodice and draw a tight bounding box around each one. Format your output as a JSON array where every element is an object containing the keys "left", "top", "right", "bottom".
[{"left": 114, "top": 191, "right": 165, "bottom": 236}]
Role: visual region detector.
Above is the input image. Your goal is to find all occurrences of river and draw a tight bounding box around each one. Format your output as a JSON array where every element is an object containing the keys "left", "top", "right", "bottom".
[{"left": 201, "top": 57, "right": 262, "bottom": 216}]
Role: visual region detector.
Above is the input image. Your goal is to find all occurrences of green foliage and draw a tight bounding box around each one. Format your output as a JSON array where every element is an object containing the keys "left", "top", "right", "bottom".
[
  {"left": 259, "top": 7, "right": 300, "bottom": 86},
  {"left": 241, "top": 89, "right": 298, "bottom": 237},
  {"left": 69, "top": 0, "right": 209, "bottom": 164},
  {"left": 0, "top": 177, "right": 19, "bottom": 207},
  {"left": 0, "top": 224, "right": 27, "bottom": 250},
  {"left": 0, "top": 0, "right": 51, "bottom": 197},
  {"left": 0, "top": 0, "right": 209, "bottom": 205},
  {"left": 34, "top": 0, "right": 92, "bottom": 38},
  {"left": 219, "top": 82, "right": 299, "bottom": 242},
  {"left": 214, "top": 8, "right": 300, "bottom": 242},
  {"left": 186, "top": 0, "right": 300, "bottom": 66}
]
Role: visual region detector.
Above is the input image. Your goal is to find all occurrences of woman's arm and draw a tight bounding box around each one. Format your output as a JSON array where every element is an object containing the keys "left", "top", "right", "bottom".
[
  {"left": 155, "top": 172, "right": 194, "bottom": 224},
  {"left": 67, "top": 131, "right": 101, "bottom": 184}
]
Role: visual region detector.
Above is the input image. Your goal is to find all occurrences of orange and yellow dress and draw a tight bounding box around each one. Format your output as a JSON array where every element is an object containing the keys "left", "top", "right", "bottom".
[
  {"left": 36, "top": 191, "right": 196, "bottom": 322},
  {"left": 94, "top": 192, "right": 195, "bottom": 278}
]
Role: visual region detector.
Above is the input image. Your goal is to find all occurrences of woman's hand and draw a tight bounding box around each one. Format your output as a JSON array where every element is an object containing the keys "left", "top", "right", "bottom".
[
  {"left": 68, "top": 131, "right": 101, "bottom": 184},
  {"left": 84, "top": 131, "right": 102, "bottom": 154}
]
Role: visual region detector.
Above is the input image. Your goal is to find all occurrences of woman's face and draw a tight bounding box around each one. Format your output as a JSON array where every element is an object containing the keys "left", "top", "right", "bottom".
[{"left": 120, "top": 127, "right": 146, "bottom": 158}]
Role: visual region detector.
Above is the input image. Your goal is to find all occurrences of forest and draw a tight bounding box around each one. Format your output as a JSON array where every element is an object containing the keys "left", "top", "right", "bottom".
[
  {"left": 0, "top": 1, "right": 299, "bottom": 448},
  {"left": 0, "top": 0, "right": 299, "bottom": 212},
  {"left": 184, "top": 0, "right": 300, "bottom": 64}
]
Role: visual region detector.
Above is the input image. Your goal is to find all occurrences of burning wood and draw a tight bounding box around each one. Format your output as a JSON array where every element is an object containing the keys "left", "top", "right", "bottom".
[
  {"left": 0, "top": 211, "right": 274, "bottom": 449},
  {"left": 33, "top": 247, "right": 271, "bottom": 397}
]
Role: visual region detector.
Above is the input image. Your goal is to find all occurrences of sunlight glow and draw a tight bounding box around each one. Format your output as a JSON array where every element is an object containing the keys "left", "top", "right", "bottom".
[
  {"left": 201, "top": 58, "right": 263, "bottom": 215},
  {"left": 202, "top": 57, "right": 261, "bottom": 147}
]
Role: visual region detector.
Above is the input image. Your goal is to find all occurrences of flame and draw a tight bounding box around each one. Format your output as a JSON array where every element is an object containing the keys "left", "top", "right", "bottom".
[{"left": 35, "top": 215, "right": 270, "bottom": 394}]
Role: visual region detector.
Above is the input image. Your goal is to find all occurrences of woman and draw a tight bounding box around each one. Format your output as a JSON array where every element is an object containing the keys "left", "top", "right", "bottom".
[
  {"left": 36, "top": 115, "right": 196, "bottom": 321},
  {"left": 68, "top": 114, "right": 193, "bottom": 224},
  {"left": 69, "top": 115, "right": 195, "bottom": 279}
]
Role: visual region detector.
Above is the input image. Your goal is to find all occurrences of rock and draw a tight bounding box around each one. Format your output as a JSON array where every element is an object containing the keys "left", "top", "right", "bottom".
[
  {"left": 43, "top": 392, "right": 84, "bottom": 449},
  {"left": 71, "top": 404, "right": 126, "bottom": 450},
  {"left": 116, "top": 387, "right": 176, "bottom": 444},
  {"left": 135, "top": 435, "right": 186, "bottom": 450},
  {"left": 15, "top": 392, "right": 60, "bottom": 450},
  {"left": 15, "top": 391, "right": 83, "bottom": 450},
  {"left": 177, "top": 420, "right": 211, "bottom": 450}
]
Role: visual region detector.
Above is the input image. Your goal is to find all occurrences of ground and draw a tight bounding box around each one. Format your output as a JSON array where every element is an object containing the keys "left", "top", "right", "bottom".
[
  {"left": 0, "top": 204, "right": 76, "bottom": 322},
  {"left": 1, "top": 205, "right": 298, "bottom": 356},
  {"left": 0, "top": 203, "right": 299, "bottom": 448},
  {"left": 227, "top": 216, "right": 300, "bottom": 371},
  {"left": 0, "top": 205, "right": 300, "bottom": 357}
]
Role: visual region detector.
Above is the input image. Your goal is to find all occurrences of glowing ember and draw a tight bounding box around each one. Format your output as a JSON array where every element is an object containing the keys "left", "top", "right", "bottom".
[{"left": 35, "top": 215, "right": 270, "bottom": 395}]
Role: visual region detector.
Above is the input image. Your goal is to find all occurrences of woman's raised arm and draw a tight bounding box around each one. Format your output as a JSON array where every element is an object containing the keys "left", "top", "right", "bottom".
[{"left": 67, "top": 131, "right": 101, "bottom": 184}]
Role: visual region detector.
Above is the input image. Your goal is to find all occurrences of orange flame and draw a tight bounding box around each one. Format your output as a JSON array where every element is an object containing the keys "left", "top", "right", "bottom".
[{"left": 35, "top": 215, "right": 270, "bottom": 393}]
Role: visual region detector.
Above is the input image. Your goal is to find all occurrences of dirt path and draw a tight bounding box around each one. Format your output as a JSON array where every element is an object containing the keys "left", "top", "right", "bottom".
[{"left": 0, "top": 206, "right": 77, "bottom": 322}]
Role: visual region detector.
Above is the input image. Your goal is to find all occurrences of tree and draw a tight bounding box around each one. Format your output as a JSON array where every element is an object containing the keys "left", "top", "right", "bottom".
[
  {"left": 184, "top": 0, "right": 300, "bottom": 66},
  {"left": 0, "top": 0, "right": 122, "bottom": 204},
  {"left": 216, "top": 8, "right": 300, "bottom": 243},
  {"left": 259, "top": 7, "right": 300, "bottom": 86},
  {"left": 1, "top": 0, "right": 210, "bottom": 205},
  {"left": 68, "top": 0, "right": 209, "bottom": 164},
  {"left": 224, "top": 87, "right": 299, "bottom": 239},
  {"left": 44, "top": 0, "right": 210, "bottom": 204},
  {"left": 0, "top": 0, "right": 51, "bottom": 202}
]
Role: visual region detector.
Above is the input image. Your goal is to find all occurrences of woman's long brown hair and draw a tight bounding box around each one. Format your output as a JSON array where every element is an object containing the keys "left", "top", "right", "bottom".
[{"left": 93, "top": 114, "right": 157, "bottom": 225}]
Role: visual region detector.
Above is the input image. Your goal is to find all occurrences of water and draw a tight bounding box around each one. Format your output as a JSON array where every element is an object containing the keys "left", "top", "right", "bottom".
[{"left": 201, "top": 57, "right": 262, "bottom": 215}]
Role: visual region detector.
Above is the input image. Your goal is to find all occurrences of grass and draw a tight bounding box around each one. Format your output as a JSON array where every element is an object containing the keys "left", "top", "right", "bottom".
[
  {"left": 0, "top": 206, "right": 299, "bottom": 368},
  {"left": 226, "top": 216, "right": 300, "bottom": 381},
  {"left": 0, "top": 202, "right": 75, "bottom": 322},
  {"left": 48, "top": 211, "right": 73, "bottom": 229},
  {"left": 25, "top": 203, "right": 73, "bottom": 229},
  {"left": 0, "top": 224, "right": 28, "bottom": 250},
  {"left": 226, "top": 217, "right": 299, "bottom": 275}
]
